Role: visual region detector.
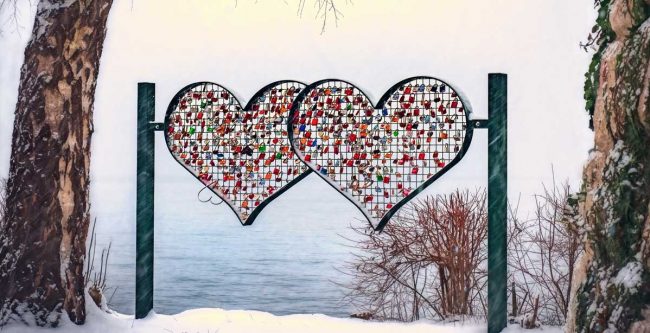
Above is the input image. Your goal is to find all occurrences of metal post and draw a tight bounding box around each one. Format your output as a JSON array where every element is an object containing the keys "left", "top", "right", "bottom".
[
  {"left": 136, "top": 82, "right": 155, "bottom": 319},
  {"left": 488, "top": 73, "right": 508, "bottom": 333}
]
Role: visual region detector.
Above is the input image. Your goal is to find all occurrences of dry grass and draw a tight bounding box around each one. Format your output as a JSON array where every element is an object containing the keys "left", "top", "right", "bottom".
[{"left": 85, "top": 218, "right": 113, "bottom": 309}]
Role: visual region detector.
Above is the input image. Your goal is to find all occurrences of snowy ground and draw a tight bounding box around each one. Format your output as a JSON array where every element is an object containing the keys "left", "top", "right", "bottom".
[{"left": 1, "top": 302, "right": 562, "bottom": 333}]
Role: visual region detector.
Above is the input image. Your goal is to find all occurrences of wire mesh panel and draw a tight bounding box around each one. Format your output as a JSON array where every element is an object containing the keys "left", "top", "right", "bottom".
[
  {"left": 289, "top": 77, "right": 473, "bottom": 230},
  {"left": 164, "top": 81, "right": 309, "bottom": 225}
]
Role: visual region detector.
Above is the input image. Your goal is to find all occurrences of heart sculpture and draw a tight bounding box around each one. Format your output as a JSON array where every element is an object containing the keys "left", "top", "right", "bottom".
[
  {"left": 164, "top": 80, "right": 310, "bottom": 225},
  {"left": 289, "top": 77, "right": 474, "bottom": 231}
]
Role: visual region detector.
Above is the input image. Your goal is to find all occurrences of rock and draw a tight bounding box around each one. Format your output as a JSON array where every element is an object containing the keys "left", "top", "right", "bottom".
[
  {"left": 629, "top": 309, "right": 650, "bottom": 333},
  {"left": 350, "top": 312, "right": 375, "bottom": 320},
  {"left": 610, "top": 0, "right": 635, "bottom": 40},
  {"left": 567, "top": 2, "right": 650, "bottom": 332}
]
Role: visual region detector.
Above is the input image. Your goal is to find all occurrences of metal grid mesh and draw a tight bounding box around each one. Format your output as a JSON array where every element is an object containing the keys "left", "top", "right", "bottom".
[
  {"left": 166, "top": 81, "right": 308, "bottom": 223},
  {"left": 291, "top": 78, "right": 467, "bottom": 222}
]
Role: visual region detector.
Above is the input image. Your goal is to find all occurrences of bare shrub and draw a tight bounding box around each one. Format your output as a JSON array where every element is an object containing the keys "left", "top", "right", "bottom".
[
  {"left": 341, "top": 189, "right": 488, "bottom": 322},
  {"left": 342, "top": 173, "right": 582, "bottom": 327},
  {"left": 507, "top": 174, "right": 583, "bottom": 326}
]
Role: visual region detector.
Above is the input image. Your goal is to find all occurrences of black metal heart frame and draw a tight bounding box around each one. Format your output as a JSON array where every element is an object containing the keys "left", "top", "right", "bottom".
[
  {"left": 163, "top": 80, "right": 311, "bottom": 226},
  {"left": 288, "top": 76, "right": 477, "bottom": 231}
]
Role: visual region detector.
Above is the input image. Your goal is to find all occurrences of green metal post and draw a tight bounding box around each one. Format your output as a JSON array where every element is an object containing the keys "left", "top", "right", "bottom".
[
  {"left": 136, "top": 82, "right": 155, "bottom": 319},
  {"left": 488, "top": 73, "right": 508, "bottom": 333}
]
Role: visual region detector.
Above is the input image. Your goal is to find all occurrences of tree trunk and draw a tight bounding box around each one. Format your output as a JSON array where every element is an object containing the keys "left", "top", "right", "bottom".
[
  {"left": 0, "top": 0, "right": 112, "bottom": 327},
  {"left": 567, "top": 0, "right": 650, "bottom": 332}
]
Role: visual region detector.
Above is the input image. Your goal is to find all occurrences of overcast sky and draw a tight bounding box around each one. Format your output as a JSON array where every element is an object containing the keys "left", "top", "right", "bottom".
[{"left": 0, "top": 0, "right": 595, "bottom": 226}]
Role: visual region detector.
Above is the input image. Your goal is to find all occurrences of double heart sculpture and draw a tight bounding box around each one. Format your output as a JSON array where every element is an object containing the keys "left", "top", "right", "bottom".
[{"left": 164, "top": 77, "right": 475, "bottom": 231}]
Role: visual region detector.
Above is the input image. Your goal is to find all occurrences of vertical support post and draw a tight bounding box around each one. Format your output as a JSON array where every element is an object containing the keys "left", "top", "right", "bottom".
[
  {"left": 488, "top": 73, "right": 507, "bottom": 333},
  {"left": 136, "top": 82, "right": 155, "bottom": 319}
]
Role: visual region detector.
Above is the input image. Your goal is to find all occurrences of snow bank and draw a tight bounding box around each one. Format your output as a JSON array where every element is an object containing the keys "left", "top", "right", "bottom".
[{"left": 0, "top": 303, "right": 563, "bottom": 333}]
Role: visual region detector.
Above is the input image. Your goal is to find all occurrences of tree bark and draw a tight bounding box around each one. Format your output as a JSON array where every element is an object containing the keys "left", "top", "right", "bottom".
[
  {"left": 567, "top": 0, "right": 650, "bottom": 332},
  {"left": 0, "top": 0, "right": 112, "bottom": 327}
]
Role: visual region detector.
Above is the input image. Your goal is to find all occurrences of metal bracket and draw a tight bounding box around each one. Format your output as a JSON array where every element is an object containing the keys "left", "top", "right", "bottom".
[
  {"left": 472, "top": 118, "right": 489, "bottom": 129},
  {"left": 150, "top": 122, "right": 164, "bottom": 131}
]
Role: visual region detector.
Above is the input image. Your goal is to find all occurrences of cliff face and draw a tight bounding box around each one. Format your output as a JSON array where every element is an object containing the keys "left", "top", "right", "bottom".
[{"left": 567, "top": 1, "right": 650, "bottom": 332}]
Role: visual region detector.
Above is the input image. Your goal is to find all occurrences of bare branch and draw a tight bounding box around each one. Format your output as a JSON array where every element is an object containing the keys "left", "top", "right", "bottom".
[
  {"left": 340, "top": 189, "right": 488, "bottom": 321},
  {"left": 296, "top": 0, "right": 344, "bottom": 34}
]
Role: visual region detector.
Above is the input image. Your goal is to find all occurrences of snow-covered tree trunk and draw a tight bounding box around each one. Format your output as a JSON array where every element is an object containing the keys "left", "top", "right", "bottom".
[
  {"left": 0, "top": 0, "right": 112, "bottom": 327},
  {"left": 567, "top": 0, "right": 650, "bottom": 332}
]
